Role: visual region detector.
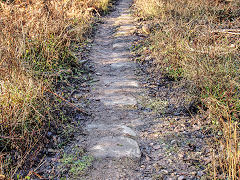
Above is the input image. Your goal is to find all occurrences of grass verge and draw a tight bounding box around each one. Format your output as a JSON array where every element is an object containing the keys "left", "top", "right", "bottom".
[
  {"left": 133, "top": 0, "right": 240, "bottom": 178},
  {"left": 0, "top": 0, "right": 113, "bottom": 178}
]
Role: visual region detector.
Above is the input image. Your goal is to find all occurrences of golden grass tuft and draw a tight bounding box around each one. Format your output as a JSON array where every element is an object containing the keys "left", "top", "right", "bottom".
[{"left": 134, "top": 0, "right": 165, "bottom": 19}]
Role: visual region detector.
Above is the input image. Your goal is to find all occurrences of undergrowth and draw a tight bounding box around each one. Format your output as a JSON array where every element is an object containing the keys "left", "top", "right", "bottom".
[
  {"left": 0, "top": 0, "right": 113, "bottom": 178},
  {"left": 133, "top": 0, "right": 240, "bottom": 179}
]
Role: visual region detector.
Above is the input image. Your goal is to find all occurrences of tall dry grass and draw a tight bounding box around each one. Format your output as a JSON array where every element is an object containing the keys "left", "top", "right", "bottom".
[
  {"left": 134, "top": 0, "right": 240, "bottom": 178},
  {"left": 0, "top": 0, "right": 113, "bottom": 178}
]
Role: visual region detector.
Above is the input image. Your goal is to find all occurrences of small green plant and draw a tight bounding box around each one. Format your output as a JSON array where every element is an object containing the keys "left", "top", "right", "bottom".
[
  {"left": 59, "top": 147, "right": 94, "bottom": 177},
  {"left": 140, "top": 96, "right": 168, "bottom": 114}
]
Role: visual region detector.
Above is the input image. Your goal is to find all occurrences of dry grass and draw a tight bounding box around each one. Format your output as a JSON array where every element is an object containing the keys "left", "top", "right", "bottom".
[
  {"left": 134, "top": 0, "right": 240, "bottom": 178},
  {"left": 0, "top": 0, "right": 113, "bottom": 178}
]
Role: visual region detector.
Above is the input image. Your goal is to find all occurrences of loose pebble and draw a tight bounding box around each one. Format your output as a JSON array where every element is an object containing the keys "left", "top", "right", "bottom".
[
  {"left": 153, "top": 145, "right": 161, "bottom": 150},
  {"left": 178, "top": 175, "right": 186, "bottom": 180}
]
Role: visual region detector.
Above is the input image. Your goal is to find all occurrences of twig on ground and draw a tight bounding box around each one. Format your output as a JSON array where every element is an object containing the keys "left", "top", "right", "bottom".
[{"left": 46, "top": 89, "right": 89, "bottom": 115}]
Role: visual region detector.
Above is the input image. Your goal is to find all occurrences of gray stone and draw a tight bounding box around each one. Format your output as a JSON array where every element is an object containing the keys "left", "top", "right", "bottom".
[
  {"left": 102, "top": 78, "right": 139, "bottom": 88},
  {"left": 96, "top": 73, "right": 102, "bottom": 76},
  {"left": 178, "top": 175, "right": 186, "bottom": 180},
  {"left": 161, "top": 169, "right": 169, "bottom": 174},
  {"left": 89, "top": 136, "right": 141, "bottom": 159},
  {"left": 86, "top": 124, "right": 137, "bottom": 137},
  {"left": 153, "top": 145, "right": 161, "bottom": 150},
  {"left": 170, "top": 140, "right": 177, "bottom": 145},
  {"left": 100, "top": 94, "right": 137, "bottom": 106},
  {"left": 110, "top": 62, "right": 134, "bottom": 70},
  {"left": 120, "top": 125, "right": 137, "bottom": 137},
  {"left": 113, "top": 42, "right": 131, "bottom": 50},
  {"left": 197, "top": 171, "right": 204, "bottom": 177},
  {"left": 73, "top": 93, "right": 82, "bottom": 99}
]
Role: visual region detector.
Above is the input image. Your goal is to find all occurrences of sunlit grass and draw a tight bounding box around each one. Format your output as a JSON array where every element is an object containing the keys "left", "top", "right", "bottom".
[
  {"left": 0, "top": 0, "right": 112, "bottom": 178},
  {"left": 134, "top": 0, "right": 240, "bottom": 178}
]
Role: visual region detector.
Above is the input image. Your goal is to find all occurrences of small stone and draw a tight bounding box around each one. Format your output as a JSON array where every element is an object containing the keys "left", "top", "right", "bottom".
[
  {"left": 47, "top": 131, "right": 53, "bottom": 137},
  {"left": 79, "top": 59, "right": 88, "bottom": 65},
  {"left": 142, "top": 24, "right": 151, "bottom": 34},
  {"left": 145, "top": 56, "right": 152, "bottom": 61},
  {"left": 191, "top": 172, "right": 197, "bottom": 176},
  {"left": 197, "top": 171, "right": 204, "bottom": 177},
  {"left": 161, "top": 169, "right": 168, "bottom": 174},
  {"left": 153, "top": 145, "right": 161, "bottom": 150},
  {"left": 178, "top": 175, "right": 186, "bottom": 180},
  {"left": 52, "top": 135, "right": 57, "bottom": 142},
  {"left": 73, "top": 93, "right": 82, "bottom": 99},
  {"left": 48, "top": 149, "right": 57, "bottom": 154},
  {"left": 89, "top": 136, "right": 141, "bottom": 159},
  {"left": 96, "top": 73, "right": 102, "bottom": 76},
  {"left": 145, "top": 155, "right": 150, "bottom": 161},
  {"left": 152, "top": 134, "right": 159, "bottom": 138},
  {"left": 178, "top": 152, "right": 184, "bottom": 158},
  {"left": 150, "top": 143, "right": 154, "bottom": 146},
  {"left": 170, "top": 140, "right": 176, "bottom": 145}
]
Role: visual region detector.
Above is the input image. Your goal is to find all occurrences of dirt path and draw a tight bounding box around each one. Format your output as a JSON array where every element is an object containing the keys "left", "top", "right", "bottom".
[
  {"left": 80, "top": 0, "right": 210, "bottom": 179},
  {"left": 47, "top": 0, "right": 210, "bottom": 179},
  {"left": 84, "top": 0, "right": 142, "bottom": 178},
  {"left": 79, "top": 0, "right": 209, "bottom": 179}
]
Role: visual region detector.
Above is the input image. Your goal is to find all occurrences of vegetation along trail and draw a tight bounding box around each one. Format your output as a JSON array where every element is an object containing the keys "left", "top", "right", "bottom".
[{"left": 2, "top": 0, "right": 238, "bottom": 179}]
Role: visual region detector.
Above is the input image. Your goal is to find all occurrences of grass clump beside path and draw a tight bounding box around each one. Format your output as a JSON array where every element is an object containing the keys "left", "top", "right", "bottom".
[
  {"left": 133, "top": 0, "right": 240, "bottom": 179},
  {"left": 0, "top": 0, "right": 113, "bottom": 178}
]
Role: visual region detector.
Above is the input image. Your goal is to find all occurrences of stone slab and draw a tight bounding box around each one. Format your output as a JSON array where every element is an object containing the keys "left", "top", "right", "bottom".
[
  {"left": 89, "top": 136, "right": 141, "bottom": 159},
  {"left": 86, "top": 124, "right": 137, "bottom": 137},
  {"left": 100, "top": 94, "right": 137, "bottom": 106}
]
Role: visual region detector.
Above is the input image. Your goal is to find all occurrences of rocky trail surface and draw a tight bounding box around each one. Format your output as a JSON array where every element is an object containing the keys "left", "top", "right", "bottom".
[
  {"left": 38, "top": 0, "right": 210, "bottom": 179},
  {"left": 84, "top": 0, "right": 142, "bottom": 178},
  {"left": 81, "top": 0, "right": 210, "bottom": 179}
]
